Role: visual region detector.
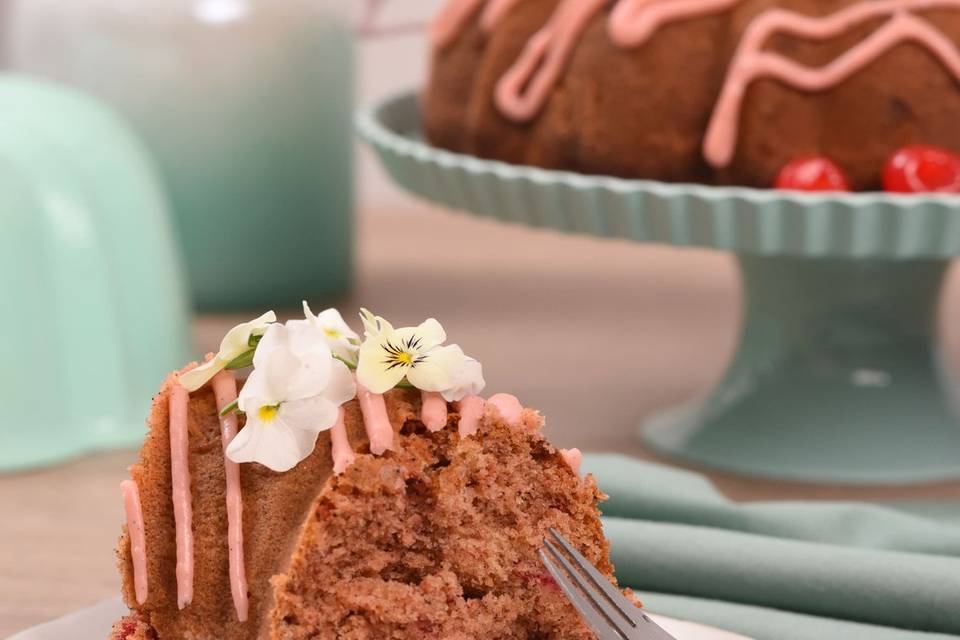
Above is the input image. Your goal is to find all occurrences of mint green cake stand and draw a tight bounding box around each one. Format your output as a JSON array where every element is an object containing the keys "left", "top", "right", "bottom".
[{"left": 358, "top": 91, "right": 960, "bottom": 484}]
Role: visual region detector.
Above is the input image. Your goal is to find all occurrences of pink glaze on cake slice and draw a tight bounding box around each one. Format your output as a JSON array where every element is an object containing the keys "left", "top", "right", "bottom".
[
  {"left": 168, "top": 382, "right": 193, "bottom": 609},
  {"left": 420, "top": 390, "right": 449, "bottom": 431}
]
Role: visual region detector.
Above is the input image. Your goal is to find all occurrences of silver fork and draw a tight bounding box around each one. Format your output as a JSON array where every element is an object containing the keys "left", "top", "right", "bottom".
[{"left": 539, "top": 528, "right": 677, "bottom": 640}]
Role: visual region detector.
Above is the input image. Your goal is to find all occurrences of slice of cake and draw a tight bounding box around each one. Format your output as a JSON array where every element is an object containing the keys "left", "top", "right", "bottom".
[{"left": 111, "top": 306, "right": 633, "bottom": 638}]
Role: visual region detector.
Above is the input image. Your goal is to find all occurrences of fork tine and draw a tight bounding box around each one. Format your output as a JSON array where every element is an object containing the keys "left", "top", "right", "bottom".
[
  {"left": 539, "top": 548, "right": 623, "bottom": 640},
  {"left": 543, "top": 538, "right": 635, "bottom": 636},
  {"left": 548, "top": 528, "right": 641, "bottom": 626}
]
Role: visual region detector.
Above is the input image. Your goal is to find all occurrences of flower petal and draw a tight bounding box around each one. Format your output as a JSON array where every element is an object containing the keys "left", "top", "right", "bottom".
[
  {"left": 389, "top": 326, "right": 425, "bottom": 356},
  {"left": 356, "top": 338, "right": 407, "bottom": 394},
  {"left": 263, "top": 345, "right": 302, "bottom": 401},
  {"left": 181, "top": 310, "right": 275, "bottom": 391},
  {"left": 225, "top": 416, "right": 303, "bottom": 472},
  {"left": 406, "top": 344, "right": 462, "bottom": 392},
  {"left": 287, "top": 321, "right": 332, "bottom": 362},
  {"left": 324, "top": 359, "right": 358, "bottom": 406},
  {"left": 359, "top": 308, "right": 393, "bottom": 338},
  {"left": 220, "top": 310, "right": 276, "bottom": 357},
  {"left": 252, "top": 321, "right": 336, "bottom": 403},
  {"left": 252, "top": 323, "right": 285, "bottom": 371},
  {"left": 283, "top": 323, "right": 334, "bottom": 401},
  {"left": 237, "top": 369, "right": 273, "bottom": 412},
  {"left": 178, "top": 356, "right": 225, "bottom": 392},
  {"left": 286, "top": 317, "right": 342, "bottom": 371},
  {"left": 285, "top": 353, "right": 333, "bottom": 402},
  {"left": 383, "top": 319, "right": 445, "bottom": 364},
  {"left": 441, "top": 356, "right": 485, "bottom": 402},
  {"left": 316, "top": 308, "right": 359, "bottom": 342},
  {"left": 414, "top": 318, "right": 446, "bottom": 350},
  {"left": 278, "top": 396, "right": 339, "bottom": 434},
  {"left": 285, "top": 423, "right": 324, "bottom": 461},
  {"left": 300, "top": 305, "right": 360, "bottom": 362}
]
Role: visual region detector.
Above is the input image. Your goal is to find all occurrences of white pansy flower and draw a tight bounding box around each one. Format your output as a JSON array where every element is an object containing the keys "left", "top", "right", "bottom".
[
  {"left": 226, "top": 321, "right": 356, "bottom": 472},
  {"left": 179, "top": 311, "right": 276, "bottom": 392},
  {"left": 441, "top": 356, "right": 485, "bottom": 402},
  {"left": 356, "top": 309, "right": 481, "bottom": 396},
  {"left": 299, "top": 301, "right": 360, "bottom": 364}
]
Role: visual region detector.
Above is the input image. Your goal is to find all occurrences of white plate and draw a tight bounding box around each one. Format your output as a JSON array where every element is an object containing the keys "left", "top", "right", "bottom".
[{"left": 8, "top": 597, "right": 749, "bottom": 639}]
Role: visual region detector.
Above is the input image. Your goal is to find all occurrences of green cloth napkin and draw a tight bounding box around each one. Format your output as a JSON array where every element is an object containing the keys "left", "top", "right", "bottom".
[
  {"left": 641, "top": 593, "right": 959, "bottom": 640},
  {"left": 582, "top": 454, "right": 960, "bottom": 639}
]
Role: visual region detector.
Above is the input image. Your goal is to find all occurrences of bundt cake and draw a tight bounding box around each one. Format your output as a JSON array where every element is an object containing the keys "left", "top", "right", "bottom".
[
  {"left": 423, "top": 0, "right": 960, "bottom": 191},
  {"left": 111, "top": 306, "right": 629, "bottom": 639}
]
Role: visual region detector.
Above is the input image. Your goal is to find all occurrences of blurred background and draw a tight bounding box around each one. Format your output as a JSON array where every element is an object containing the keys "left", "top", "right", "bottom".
[{"left": 4, "top": 1, "right": 960, "bottom": 637}]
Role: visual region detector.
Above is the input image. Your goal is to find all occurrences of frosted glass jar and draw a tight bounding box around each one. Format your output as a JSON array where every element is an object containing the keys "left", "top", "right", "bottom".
[{"left": 5, "top": 0, "right": 354, "bottom": 310}]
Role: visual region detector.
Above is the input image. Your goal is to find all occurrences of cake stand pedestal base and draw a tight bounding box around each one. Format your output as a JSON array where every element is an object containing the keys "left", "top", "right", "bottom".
[{"left": 641, "top": 256, "right": 960, "bottom": 484}]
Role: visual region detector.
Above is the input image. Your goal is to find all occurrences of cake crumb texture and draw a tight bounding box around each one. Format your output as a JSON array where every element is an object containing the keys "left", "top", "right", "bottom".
[
  {"left": 108, "top": 613, "right": 156, "bottom": 640},
  {"left": 271, "top": 412, "right": 626, "bottom": 639}
]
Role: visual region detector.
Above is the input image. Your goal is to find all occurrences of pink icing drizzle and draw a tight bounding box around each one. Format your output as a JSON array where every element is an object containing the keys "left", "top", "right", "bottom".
[
  {"left": 560, "top": 448, "right": 583, "bottom": 475},
  {"left": 461, "top": 0, "right": 960, "bottom": 166},
  {"left": 495, "top": 0, "right": 742, "bottom": 122},
  {"left": 121, "top": 479, "right": 148, "bottom": 604},
  {"left": 480, "top": 0, "right": 525, "bottom": 30},
  {"left": 420, "top": 391, "right": 449, "bottom": 432},
  {"left": 487, "top": 392, "right": 524, "bottom": 426},
  {"left": 608, "top": 0, "right": 740, "bottom": 46},
  {"left": 211, "top": 371, "right": 249, "bottom": 623},
  {"left": 169, "top": 382, "right": 193, "bottom": 609},
  {"left": 431, "top": 0, "right": 485, "bottom": 49},
  {"left": 431, "top": 0, "right": 525, "bottom": 49},
  {"left": 496, "top": 0, "right": 607, "bottom": 122},
  {"left": 330, "top": 407, "right": 356, "bottom": 474},
  {"left": 356, "top": 382, "right": 394, "bottom": 455},
  {"left": 455, "top": 394, "right": 486, "bottom": 437},
  {"left": 704, "top": 0, "right": 960, "bottom": 167}
]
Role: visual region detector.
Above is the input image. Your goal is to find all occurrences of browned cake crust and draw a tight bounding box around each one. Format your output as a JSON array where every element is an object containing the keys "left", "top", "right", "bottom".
[
  {"left": 423, "top": 0, "right": 960, "bottom": 190},
  {"left": 116, "top": 368, "right": 630, "bottom": 638},
  {"left": 117, "top": 367, "right": 391, "bottom": 639}
]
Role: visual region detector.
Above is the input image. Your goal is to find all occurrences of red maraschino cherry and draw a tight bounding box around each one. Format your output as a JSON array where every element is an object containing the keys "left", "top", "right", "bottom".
[
  {"left": 774, "top": 156, "right": 850, "bottom": 192},
  {"left": 882, "top": 145, "right": 960, "bottom": 194}
]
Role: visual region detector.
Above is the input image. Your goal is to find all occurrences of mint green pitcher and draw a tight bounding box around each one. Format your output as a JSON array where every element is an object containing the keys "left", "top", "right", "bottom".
[{"left": 0, "top": 76, "right": 193, "bottom": 471}]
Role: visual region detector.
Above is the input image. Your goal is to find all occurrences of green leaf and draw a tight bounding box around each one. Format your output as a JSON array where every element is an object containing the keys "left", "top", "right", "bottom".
[
  {"left": 225, "top": 349, "right": 255, "bottom": 370},
  {"left": 247, "top": 332, "right": 264, "bottom": 348},
  {"left": 218, "top": 399, "right": 239, "bottom": 417}
]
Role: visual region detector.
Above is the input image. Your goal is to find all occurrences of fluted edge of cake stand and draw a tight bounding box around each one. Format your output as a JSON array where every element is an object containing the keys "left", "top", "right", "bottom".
[{"left": 357, "top": 91, "right": 960, "bottom": 260}]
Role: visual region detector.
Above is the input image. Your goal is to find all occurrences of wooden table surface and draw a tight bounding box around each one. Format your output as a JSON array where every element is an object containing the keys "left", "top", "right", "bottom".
[{"left": 5, "top": 202, "right": 960, "bottom": 637}]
